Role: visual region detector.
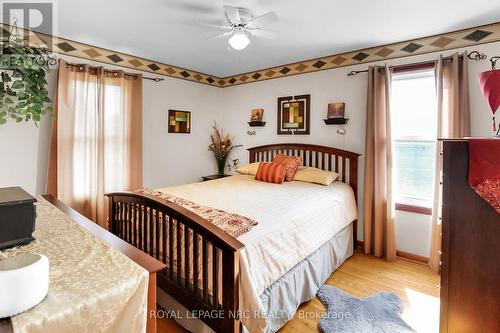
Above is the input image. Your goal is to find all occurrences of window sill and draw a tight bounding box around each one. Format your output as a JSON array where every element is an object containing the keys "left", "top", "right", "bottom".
[{"left": 395, "top": 203, "right": 432, "bottom": 215}]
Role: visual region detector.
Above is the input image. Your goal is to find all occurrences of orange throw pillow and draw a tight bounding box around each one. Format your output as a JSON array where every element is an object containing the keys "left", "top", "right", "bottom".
[
  {"left": 273, "top": 153, "right": 302, "bottom": 181},
  {"left": 255, "top": 162, "right": 286, "bottom": 184}
]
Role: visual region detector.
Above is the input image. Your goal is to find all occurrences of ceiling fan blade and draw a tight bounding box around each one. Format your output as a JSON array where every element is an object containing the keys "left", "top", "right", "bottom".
[
  {"left": 207, "top": 31, "right": 233, "bottom": 40},
  {"left": 192, "top": 16, "right": 233, "bottom": 30},
  {"left": 197, "top": 23, "right": 233, "bottom": 31},
  {"left": 250, "top": 11, "right": 278, "bottom": 27},
  {"left": 223, "top": 5, "right": 240, "bottom": 24},
  {"left": 250, "top": 29, "right": 279, "bottom": 39}
]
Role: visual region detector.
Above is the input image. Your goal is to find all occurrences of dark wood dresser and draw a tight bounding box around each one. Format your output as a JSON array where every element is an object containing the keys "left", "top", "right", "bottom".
[{"left": 440, "top": 139, "right": 500, "bottom": 333}]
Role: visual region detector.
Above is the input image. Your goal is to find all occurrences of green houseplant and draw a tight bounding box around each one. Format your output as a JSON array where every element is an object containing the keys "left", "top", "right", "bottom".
[{"left": 0, "top": 32, "right": 54, "bottom": 125}]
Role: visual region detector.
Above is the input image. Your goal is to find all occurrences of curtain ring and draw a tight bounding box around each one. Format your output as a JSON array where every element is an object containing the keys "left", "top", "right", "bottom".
[{"left": 79, "top": 66, "right": 84, "bottom": 71}]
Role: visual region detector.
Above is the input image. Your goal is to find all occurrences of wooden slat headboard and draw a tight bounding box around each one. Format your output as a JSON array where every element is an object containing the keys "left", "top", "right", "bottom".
[{"left": 248, "top": 143, "right": 360, "bottom": 195}]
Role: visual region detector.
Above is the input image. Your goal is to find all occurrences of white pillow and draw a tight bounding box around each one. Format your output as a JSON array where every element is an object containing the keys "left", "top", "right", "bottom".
[
  {"left": 293, "top": 166, "right": 339, "bottom": 186},
  {"left": 235, "top": 162, "right": 260, "bottom": 175}
]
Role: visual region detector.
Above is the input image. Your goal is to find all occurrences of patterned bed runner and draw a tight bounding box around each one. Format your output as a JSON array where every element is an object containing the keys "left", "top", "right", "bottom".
[{"left": 136, "top": 188, "right": 258, "bottom": 237}]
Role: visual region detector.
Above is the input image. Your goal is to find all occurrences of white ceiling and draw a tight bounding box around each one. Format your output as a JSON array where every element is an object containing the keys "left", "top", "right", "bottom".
[{"left": 37, "top": 0, "right": 500, "bottom": 77}]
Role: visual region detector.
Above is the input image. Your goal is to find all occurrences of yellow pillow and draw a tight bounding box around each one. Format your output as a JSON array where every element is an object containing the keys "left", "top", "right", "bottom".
[
  {"left": 235, "top": 162, "right": 260, "bottom": 175},
  {"left": 293, "top": 167, "right": 339, "bottom": 186}
]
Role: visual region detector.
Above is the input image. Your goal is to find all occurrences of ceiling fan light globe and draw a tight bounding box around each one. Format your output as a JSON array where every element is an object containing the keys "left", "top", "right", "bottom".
[{"left": 229, "top": 32, "right": 250, "bottom": 50}]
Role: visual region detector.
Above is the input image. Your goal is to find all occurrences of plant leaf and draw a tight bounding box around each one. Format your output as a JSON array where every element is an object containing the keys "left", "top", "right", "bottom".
[
  {"left": 11, "top": 80, "right": 24, "bottom": 89},
  {"left": 0, "top": 42, "right": 53, "bottom": 126}
]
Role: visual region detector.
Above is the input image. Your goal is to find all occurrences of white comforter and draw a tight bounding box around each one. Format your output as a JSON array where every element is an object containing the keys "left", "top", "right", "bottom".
[{"left": 157, "top": 174, "right": 357, "bottom": 333}]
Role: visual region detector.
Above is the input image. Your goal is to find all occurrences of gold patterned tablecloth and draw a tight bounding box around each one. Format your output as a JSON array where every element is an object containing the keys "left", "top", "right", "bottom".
[{"left": 0, "top": 196, "right": 148, "bottom": 333}]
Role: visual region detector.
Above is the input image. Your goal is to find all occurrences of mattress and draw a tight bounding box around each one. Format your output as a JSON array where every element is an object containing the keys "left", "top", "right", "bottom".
[{"left": 156, "top": 174, "right": 358, "bottom": 333}]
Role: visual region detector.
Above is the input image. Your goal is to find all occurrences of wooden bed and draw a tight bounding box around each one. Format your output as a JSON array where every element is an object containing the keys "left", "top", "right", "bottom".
[{"left": 105, "top": 143, "right": 360, "bottom": 333}]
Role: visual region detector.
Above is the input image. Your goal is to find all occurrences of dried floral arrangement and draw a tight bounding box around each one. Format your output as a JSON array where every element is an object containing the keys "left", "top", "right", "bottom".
[{"left": 208, "top": 122, "right": 242, "bottom": 175}]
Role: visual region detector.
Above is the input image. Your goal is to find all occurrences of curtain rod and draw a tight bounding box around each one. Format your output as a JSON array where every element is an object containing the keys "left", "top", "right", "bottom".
[
  {"left": 347, "top": 51, "right": 487, "bottom": 76},
  {"left": 64, "top": 62, "right": 164, "bottom": 82}
]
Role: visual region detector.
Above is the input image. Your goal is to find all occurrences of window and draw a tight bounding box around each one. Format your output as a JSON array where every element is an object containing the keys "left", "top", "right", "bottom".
[
  {"left": 102, "top": 83, "right": 127, "bottom": 194},
  {"left": 73, "top": 79, "right": 126, "bottom": 199},
  {"left": 391, "top": 67, "right": 437, "bottom": 213}
]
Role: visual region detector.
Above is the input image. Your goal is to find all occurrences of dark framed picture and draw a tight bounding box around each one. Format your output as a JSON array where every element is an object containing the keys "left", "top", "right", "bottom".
[
  {"left": 327, "top": 102, "right": 345, "bottom": 119},
  {"left": 168, "top": 110, "right": 191, "bottom": 133},
  {"left": 277, "top": 94, "right": 310, "bottom": 135}
]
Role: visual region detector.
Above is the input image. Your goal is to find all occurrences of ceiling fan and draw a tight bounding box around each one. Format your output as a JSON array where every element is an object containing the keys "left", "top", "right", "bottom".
[{"left": 208, "top": 5, "right": 279, "bottom": 50}]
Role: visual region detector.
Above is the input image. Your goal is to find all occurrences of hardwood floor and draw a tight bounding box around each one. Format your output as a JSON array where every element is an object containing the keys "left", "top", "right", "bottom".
[{"left": 158, "top": 252, "right": 440, "bottom": 333}]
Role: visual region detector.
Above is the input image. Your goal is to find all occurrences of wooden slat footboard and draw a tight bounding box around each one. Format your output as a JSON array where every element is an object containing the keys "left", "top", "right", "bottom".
[{"left": 105, "top": 192, "right": 245, "bottom": 333}]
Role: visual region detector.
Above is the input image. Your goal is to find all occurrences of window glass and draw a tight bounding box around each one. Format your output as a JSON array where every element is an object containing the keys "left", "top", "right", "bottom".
[{"left": 391, "top": 69, "right": 437, "bottom": 206}]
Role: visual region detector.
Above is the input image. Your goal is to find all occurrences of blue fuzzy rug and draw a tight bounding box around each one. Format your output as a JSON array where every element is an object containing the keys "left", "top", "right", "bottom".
[{"left": 317, "top": 285, "right": 416, "bottom": 333}]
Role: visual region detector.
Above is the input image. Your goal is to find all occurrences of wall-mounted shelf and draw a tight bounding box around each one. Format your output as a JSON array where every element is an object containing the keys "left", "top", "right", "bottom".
[
  {"left": 323, "top": 118, "right": 349, "bottom": 125},
  {"left": 248, "top": 121, "right": 266, "bottom": 127}
]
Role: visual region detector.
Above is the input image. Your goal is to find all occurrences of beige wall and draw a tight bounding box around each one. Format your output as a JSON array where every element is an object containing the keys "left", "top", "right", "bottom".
[
  {"left": 219, "top": 41, "right": 500, "bottom": 256},
  {"left": 0, "top": 55, "right": 224, "bottom": 194},
  {"left": 0, "top": 69, "right": 55, "bottom": 195},
  {"left": 1, "top": 41, "right": 499, "bottom": 256},
  {"left": 142, "top": 76, "right": 223, "bottom": 188}
]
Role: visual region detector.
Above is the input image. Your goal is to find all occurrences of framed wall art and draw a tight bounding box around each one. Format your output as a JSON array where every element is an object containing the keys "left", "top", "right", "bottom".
[
  {"left": 327, "top": 102, "right": 345, "bottom": 119},
  {"left": 324, "top": 102, "right": 349, "bottom": 125},
  {"left": 250, "top": 108, "right": 264, "bottom": 121},
  {"left": 248, "top": 108, "right": 266, "bottom": 127},
  {"left": 168, "top": 110, "right": 191, "bottom": 133},
  {"left": 277, "top": 94, "right": 310, "bottom": 135}
]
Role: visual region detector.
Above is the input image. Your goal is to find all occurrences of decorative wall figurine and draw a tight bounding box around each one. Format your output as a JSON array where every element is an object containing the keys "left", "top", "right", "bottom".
[{"left": 277, "top": 94, "right": 310, "bottom": 135}]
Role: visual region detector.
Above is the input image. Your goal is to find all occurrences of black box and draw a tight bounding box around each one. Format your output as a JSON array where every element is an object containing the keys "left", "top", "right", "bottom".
[{"left": 0, "top": 187, "right": 37, "bottom": 250}]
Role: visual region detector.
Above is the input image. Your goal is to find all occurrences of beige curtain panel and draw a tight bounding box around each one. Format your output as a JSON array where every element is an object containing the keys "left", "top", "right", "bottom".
[
  {"left": 429, "top": 52, "right": 471, "bottom": 272},
  {"left": 47, "top": 59, "right": 143, "bottom": 227},
  {"left": 363, "top": 65, "right": 397, "bottom": 261}
]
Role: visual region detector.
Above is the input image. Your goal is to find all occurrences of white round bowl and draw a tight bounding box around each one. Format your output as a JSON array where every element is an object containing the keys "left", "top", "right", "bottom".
[{"left": 0, "top": 253, "right": 49, "bottom": 318}]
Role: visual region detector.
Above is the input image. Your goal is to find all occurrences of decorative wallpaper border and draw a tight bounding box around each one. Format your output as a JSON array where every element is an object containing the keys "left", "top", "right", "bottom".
[
  {"left": 0, "top": 23, "right": 219, "bottom": 87},
  {"left": 1, "top": 22, "right": 500, "bottom": 88},
  {"left": 220, "top": 22, "right": 500, "bottom": 87}
]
